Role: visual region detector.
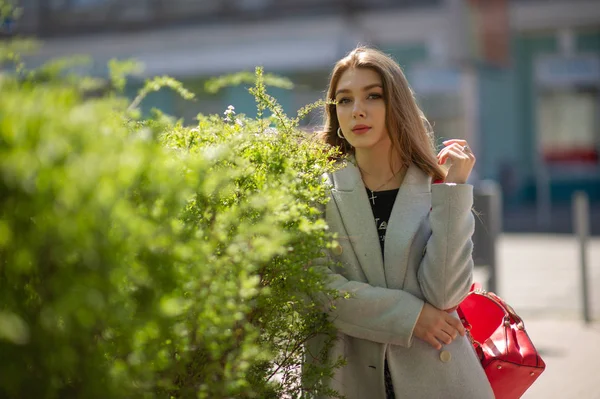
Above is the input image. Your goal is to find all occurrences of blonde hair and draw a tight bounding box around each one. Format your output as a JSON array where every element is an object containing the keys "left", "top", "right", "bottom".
[{"left": 317, "top": 46, "right": 446, "bottom": 181}]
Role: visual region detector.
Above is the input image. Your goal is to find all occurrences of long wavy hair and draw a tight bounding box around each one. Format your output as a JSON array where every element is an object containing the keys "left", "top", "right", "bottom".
[{"left": 317, "top": 46, "right": 446, "bottom": 181}]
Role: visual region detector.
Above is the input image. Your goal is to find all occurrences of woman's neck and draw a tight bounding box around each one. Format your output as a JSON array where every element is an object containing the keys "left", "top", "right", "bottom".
[{"left": 355, "top": 146, "right": 405, "bottom": 190}]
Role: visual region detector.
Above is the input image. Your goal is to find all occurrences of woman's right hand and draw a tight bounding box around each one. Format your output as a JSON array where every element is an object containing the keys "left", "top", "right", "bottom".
[{"left": 413, "top": 303, "right": 466, "bottom": 350}]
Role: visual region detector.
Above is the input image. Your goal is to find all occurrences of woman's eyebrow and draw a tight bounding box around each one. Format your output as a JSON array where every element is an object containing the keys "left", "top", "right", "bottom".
[{"left": 335, "top": 83, "right": 383, "bottom": 97}]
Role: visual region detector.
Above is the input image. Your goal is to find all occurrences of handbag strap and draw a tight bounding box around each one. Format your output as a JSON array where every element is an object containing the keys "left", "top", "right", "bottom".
[
  {"left": 456, "top": 304, "right": 485, "bottom": 361},
  {"left": 456, "top": 305, "right": 471, "bottom": 330},
  {"left": 470, "top": 282, "right": 483, "bottom": 291},
  {"left": 486, "top": 291, "right": 525, "bottom": 327},
  {"left": 456, "top": 282, "right": 481, "bottom": 330},
  {"left": 458, "top": 289, "right": 525, "bottom": 330}
]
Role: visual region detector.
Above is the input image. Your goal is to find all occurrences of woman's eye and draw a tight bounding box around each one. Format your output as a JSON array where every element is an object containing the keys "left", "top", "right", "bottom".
[
  {"left": 368, "top": 93, "right": 383, "bottom": 100},
  {"left": 337, "top": 98, "right": 351, "bottom": 104}
]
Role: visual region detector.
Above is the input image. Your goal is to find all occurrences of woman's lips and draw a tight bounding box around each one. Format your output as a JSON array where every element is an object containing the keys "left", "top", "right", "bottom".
[{"left": 352, "top": 126, "right": 370, "bottom": 134}]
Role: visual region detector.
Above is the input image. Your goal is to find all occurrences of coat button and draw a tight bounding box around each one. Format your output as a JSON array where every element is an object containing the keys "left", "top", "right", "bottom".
[
  {"left": 439, "top": 350, "right": 452, "bottom": 363},
  {"left": 332, "top": 243, "right": 343, "bottom": 256}
]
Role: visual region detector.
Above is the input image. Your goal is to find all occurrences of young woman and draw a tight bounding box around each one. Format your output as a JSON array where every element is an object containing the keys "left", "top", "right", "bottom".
[{"left": 307, "top": 47, "right": 494, "bottom": 398}]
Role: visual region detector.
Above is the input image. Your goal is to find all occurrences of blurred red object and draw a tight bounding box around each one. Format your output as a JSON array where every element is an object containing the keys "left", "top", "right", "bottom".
[{"left": 543, "top": 148, "right": 598, "bottom": 163}]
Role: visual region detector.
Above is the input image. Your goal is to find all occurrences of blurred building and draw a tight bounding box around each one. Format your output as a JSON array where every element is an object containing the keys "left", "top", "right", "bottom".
[{"left": 9, "top": 0, "right": 600, "bottom": 231}]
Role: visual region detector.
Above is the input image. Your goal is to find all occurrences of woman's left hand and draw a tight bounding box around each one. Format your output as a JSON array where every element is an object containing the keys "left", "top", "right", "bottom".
[{"left": 437, "top": 139, "right": 476, "bottom": 184}]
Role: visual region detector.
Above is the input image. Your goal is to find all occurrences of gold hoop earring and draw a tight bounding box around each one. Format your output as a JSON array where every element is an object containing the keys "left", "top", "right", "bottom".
[{"left": 337, "top": 127, "right": 345, "bottom": 139}]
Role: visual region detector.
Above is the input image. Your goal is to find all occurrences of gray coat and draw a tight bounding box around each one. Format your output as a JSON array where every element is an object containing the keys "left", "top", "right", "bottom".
[{"left": 306, "top": 160, "right": 494, "bottom": 399}]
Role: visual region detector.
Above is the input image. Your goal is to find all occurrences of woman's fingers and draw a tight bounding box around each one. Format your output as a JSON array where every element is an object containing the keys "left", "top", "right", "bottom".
[
  {"left": 442, "top": 139, "right": 467, "bottom": 146},
  {"left": 414, "top": 303, "right": 465, "bottom": 349},
  {"left": 437, "top": 142, "right": 473, "bottom": 160},
  {"left": 437, "top": 329, "right": 455, "bottom": 345},
  {"left": 425, "top": 334, "right": 443, "bottom": 350},
  {"left": 437, "top": 139, "right": 476, "bottom": 184},
  {"left": 437, "top": 146, "right": 469, "bottom": 165},
  {"left": 449, "top": 315, "right": 466, "bottom": 337}
]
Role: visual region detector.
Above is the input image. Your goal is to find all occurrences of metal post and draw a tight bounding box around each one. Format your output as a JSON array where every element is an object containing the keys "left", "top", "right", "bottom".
[
  {"left": 573, "top": 191, "right": 591, "bottom": 324},
  {"left": 536, "top": 165, "right": 551, "bottom": 229},
  {"left": 472, "top": 180, "right": 502, "bottom": 294},
  {"left": 485, "top": 181, "right": 501, "bottom": 294}
]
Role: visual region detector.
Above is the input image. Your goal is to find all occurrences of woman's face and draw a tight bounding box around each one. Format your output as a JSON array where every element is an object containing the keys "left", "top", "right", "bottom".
[{"left": 334, "top": 67, "right": 391, "bottom": 154}]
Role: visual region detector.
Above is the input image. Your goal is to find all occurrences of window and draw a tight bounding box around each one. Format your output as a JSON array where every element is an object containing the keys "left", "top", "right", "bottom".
[{"left": 537, "top": 88, "right": 599, "bottom": 164}]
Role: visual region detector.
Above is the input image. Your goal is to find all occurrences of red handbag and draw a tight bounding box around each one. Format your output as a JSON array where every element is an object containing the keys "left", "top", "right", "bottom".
[{"left": 457, "top": 284, "right": 546, "bottom": 399}]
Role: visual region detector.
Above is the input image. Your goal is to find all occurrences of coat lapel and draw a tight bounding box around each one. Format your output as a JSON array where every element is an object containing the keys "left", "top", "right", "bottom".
[
  {"left": 330, "top": 159, "right": 386, "bottom": 287},
  {"left": 329, "top": 158, "right": 432, "bottom": 289},
  {"left": 383, "top": 166, "right": 432, "bottom": 288}
]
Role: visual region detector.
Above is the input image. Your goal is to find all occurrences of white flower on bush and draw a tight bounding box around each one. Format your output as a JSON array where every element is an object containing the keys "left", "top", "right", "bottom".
[{"left": 223, "top": 105, "right": 236, "bottom": 123}]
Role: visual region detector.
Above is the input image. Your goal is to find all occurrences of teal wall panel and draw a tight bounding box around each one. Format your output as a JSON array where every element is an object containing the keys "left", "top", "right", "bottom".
[
  {"left": 577, "top": 31, "right": 600, "bottom": 52},
  {"left": 224, "top": 84, "right": 256, "bottom": 118},
  {"left": 477, "top": 66, "right": 517, "bottom": 182},
  {"left": 381, "top": 44, "right": 428, "bottom": 70},
  {"left": 512, "top": 34, "right": 557, "bottom": 176},
  {"left": 224, "top": 82, "right": 294, "bottom": 120},
  {"left": 124, "top": 80, "right": 175, "bottom": 117},
  {"left": 508, "top": 34, "right": 557, "bottom": 202}
]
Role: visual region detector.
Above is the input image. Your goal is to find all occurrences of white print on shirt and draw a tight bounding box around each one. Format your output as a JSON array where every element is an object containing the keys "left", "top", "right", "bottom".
[{"left": 378, "top": 220, "right": 388, "bottom": 243}]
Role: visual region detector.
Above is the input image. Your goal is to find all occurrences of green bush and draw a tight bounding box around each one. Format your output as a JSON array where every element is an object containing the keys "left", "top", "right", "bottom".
[{"left": 0, "top": 26, "right": 343, "bottom": 399}]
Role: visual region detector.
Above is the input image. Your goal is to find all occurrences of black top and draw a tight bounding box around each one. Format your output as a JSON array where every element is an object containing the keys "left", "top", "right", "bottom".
[
  {"left": 365, "top": 187, "right": 399, "bottom": 258},
  {"left": 366, "top": 187, "right": 399, "bottom": 399}
]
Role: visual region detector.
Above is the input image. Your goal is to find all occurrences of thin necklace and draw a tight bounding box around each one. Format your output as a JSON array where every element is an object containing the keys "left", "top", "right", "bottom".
[{"left": 359, "top": 167, "right": 404, "bottom": 205}]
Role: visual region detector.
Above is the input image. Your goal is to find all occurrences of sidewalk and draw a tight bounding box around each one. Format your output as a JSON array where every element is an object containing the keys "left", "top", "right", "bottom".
[
  {"left": 519, "top": 319, "right": 600, "bottom": 399},
  {"left": 476, "top": 234, "right": 600, "bottom": 399}
]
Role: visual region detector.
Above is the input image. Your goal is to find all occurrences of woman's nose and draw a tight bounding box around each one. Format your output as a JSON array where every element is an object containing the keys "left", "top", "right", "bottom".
[{"left": 352, "top": 102, "right": 366, "bottom": 119}]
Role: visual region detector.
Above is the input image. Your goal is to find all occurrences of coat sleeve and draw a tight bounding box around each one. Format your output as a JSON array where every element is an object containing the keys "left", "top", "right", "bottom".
[
  {"left": 312, "top": 256, "right": 425, "bottom": 348},
  {"left": 417, "top": 183, "right": 475, "bottom": 311}
]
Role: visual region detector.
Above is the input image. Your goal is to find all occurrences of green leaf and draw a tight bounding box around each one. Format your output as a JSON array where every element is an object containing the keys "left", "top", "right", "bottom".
[{"left": 0, "top": 311, "right": 30, "bottom": 345}]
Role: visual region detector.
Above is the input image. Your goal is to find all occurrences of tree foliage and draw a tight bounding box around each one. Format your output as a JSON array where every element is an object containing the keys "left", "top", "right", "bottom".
[{"left": 0, "top": 12, "right": 344, "bottom": 398}]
